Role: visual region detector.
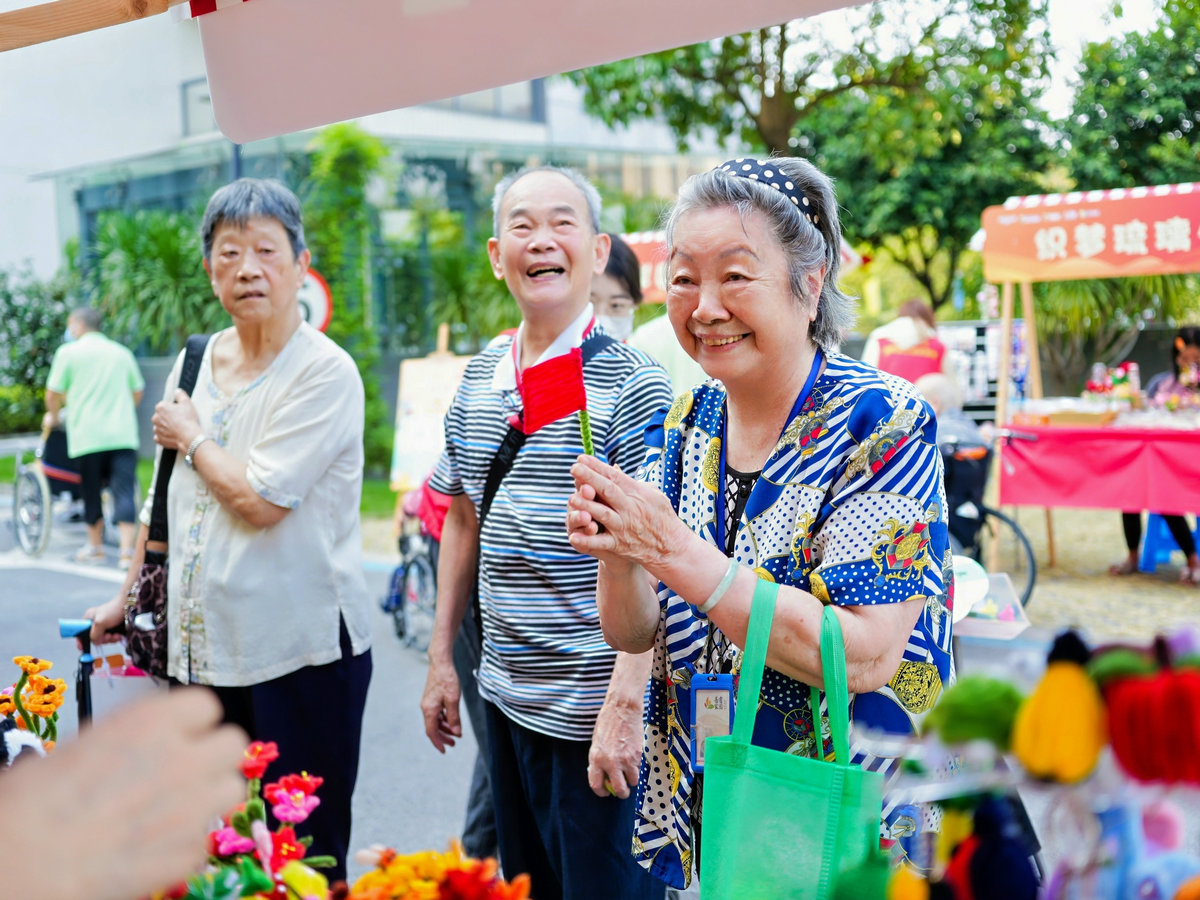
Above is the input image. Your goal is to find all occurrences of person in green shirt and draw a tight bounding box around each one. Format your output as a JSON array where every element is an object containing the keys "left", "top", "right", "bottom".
[{"left": 44, "top": 307, "right": 144, "bottom": 567}]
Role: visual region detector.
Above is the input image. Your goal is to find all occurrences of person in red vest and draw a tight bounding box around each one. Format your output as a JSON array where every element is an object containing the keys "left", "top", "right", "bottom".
[{"left": 861, "top": 297, "right": 955, "bottom": 383}]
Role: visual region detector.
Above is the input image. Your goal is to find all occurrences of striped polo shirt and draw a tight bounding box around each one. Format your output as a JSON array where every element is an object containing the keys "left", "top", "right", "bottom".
[{"left": 430, "top": 319, "right": 673, "bottom": 740}]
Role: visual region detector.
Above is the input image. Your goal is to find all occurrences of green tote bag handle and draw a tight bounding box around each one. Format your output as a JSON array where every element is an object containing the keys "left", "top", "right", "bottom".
[
  {"left": 732, "top": 578, "right": 851, "bottom": 763},
  {"left": 701, "top": 578, "right": 881, "bottom": 900}
]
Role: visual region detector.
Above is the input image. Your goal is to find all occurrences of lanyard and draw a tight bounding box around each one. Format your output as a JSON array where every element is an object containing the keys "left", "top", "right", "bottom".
[{"left": 715, "top": 347, "right": 824, "bottom": 554}]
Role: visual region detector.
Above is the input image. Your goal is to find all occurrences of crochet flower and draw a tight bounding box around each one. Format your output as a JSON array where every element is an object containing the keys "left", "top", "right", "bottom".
[
  {"left": 240, "top": 740, "right": 279, "bottom": 779},
  {"left": 269, "top": 826, "right": 307, "bottom": 872},
  {"left": 0, "top": 688, "right": 14, "bottom": 717},
  {"left": 22, "top": 675, "right": 66, "bottom": 717},
  {"left": 213, "top": 826, "right": 255, "bottom": 857},
  {"left": 266, "top": 787, "right": 320, "bottom": 824},
  {"left": 275, "top": 771, "right": 324, "bottom": 796},
  {"left": 12, "top": 656, "right": 51, "bottom": 676}
]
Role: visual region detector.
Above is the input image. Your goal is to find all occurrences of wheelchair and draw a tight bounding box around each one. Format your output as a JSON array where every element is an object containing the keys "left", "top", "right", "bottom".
[
  {"left": 940, "top": 435, "right": 1037, "bottom": 608},
  {"left": 11, "top": 426, "right": 134, "bottom": 557}
]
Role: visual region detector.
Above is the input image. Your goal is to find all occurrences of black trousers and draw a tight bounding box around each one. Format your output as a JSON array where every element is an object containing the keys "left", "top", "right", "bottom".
[
  {"left": 205, "top": 619, "right": 372, "bottom": 884},
  {"left": 75, "top": 447, "right": 138, "bottom": 527},
  {"left": 1121, "top": 511, "right": 1197, "bottom": 557}
]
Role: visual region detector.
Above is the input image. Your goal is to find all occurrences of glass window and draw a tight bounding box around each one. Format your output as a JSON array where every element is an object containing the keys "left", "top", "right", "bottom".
[{"left": 181, "top": 78, "right": 217, "bottom": 137}]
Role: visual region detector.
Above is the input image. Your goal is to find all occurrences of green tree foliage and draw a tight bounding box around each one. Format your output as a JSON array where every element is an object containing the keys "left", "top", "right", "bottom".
[
  {"left": 424, "top": 210, "right": 518, "bottom": 351},
  {"left": 301, "top": 123, "right": 394, "bottom": 475},
  {"left": 387, "top": 205, "right": 517, "bottom": 354},
  {"left": 0, "top": 265, "right": 76, "bottom": 432},
  {"left": 1037, "top": 0, "right": 1200, "bottom": 391},
  {"left": 566, "top": 0, "right": 1054, "bottom": 312},
  {"left": 92, "top": 208, "right": 223, "bottom": 355},
  {"left": 804, "top": 74, "right": 1051, "bottom": 311},
  {"left": 1062, "top": 0, "right": 1200, "bottom": 190},
  {"left": 566, "top": 0, "right": 1051, "bottom": 156}
]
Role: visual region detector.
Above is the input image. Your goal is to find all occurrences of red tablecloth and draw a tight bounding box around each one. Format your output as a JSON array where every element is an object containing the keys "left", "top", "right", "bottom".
[{"left": 998, "top": 425, "right": 1200, "bottom": 514}]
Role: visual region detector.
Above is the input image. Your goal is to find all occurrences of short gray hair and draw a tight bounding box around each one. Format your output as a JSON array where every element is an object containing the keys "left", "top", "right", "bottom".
[
  {"left": 664, "top": 156, "right": 855, "bottom": 351},
  {"left": 491, "top": 165, "right": 602, "bottom": 237},
  {"left": 70, "top": 306, "right": 102, "bottom": 332},
  {"left": 201, "top": 178, "right": 307, "bottom": 262}
]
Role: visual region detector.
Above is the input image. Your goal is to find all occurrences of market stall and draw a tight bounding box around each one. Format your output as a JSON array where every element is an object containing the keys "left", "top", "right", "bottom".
[
  {"left": 980, "top": 183, "right": 1200, "bottom": 561},
  {"left": 998, "top": 422, "right": 1200, "bottom": 514}
]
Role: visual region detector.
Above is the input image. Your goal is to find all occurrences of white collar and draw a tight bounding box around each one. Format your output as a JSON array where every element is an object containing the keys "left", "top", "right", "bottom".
[{"left": 491, "top": 304, "right": 596, "bottom": 392}]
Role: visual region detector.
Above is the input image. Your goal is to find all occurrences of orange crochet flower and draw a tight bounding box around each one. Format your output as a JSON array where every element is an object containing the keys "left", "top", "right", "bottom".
[
  {"left": 22, "top": 675, "right": 66, "bottom": 717},
  {"left": 13, "top": 656, "right": 52, "bottom": 675},
  {"left": 348, "top": 842, "right": 530, "bottom": 900}
]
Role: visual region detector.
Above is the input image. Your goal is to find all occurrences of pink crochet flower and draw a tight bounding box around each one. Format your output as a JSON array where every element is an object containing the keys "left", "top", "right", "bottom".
[
  {"left": 214, "top": 826, "right": 255, "bottom": 856},
  {"left": 269, "top": 788, "right": 320, "bottom": 824}
]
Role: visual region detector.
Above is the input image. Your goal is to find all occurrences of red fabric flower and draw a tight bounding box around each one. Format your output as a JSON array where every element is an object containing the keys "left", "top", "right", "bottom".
[
  {"left": 264, "top": 771, "right": 324, "bottom": 801},
  {"left": 241, "top": 741, "right": 280, "bottom": 779},
  {"left": 269, "top": 825, "right": 307, "bottom": 872},
  {"left": 518, "top": 348, "right": 587, "bottom": 435}
]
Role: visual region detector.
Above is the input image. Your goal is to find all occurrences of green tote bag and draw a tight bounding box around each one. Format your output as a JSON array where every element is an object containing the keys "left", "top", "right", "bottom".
[{"left": 699, "top": 579, "right": 885, "bottom": 900}]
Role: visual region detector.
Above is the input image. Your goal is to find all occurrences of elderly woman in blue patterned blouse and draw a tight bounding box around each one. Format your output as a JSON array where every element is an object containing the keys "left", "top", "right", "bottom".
[{"left": 566, "top": 157, "right": 953, "bottom": 891}]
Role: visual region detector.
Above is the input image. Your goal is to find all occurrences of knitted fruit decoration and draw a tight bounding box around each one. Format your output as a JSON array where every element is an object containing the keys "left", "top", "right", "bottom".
[
  {"left": 922, "top": 674, "right": 1025, "bottom": 750},
  {"left": 1096, "top": 637, "right": 1200, "bottom": 785},
  {"left": 1011, "top": 631, "right": 1107, "bottom": 783}
]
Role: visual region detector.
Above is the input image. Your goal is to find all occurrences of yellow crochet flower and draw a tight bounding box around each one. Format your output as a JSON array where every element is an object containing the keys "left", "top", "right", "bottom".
[
  {"left": 13, "top": 656, "right": 52, "bottom": 676},
  {"left": 22, "top": 675, "right": 67, "bottom": 717}
]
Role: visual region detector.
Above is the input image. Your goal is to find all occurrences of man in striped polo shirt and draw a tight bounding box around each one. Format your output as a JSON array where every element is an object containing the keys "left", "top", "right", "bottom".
[{"left": 420, "top": 166, "right": 672, "bottom": 900}]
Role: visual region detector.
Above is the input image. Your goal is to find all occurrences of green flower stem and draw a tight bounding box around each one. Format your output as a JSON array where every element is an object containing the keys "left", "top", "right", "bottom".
[
  {"left": 579, "top": 409, "right": 595, "bottom": 456},
  {"left": 11, "top": 672, "right": 36, "bottom": 734}
]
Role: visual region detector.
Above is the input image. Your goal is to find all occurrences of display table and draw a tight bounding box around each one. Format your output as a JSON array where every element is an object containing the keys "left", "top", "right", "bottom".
[{"left": 998, "top": 424, "right": 1200, "bottom": 514}]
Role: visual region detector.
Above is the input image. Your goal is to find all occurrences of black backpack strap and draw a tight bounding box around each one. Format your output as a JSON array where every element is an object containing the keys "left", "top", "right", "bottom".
[
  {"left": 147, "top": 334, "right": 210, "bottom": 544},
  {"left": 479, "top": 425, "right": 526, "bottom": 532}
]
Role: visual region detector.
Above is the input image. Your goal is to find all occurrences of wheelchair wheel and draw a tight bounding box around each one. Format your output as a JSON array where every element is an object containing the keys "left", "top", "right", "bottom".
[
  {"left": 401, "top": 551, "right": 437, "bottom": 653},
  {"left": 978, "top": 506, "right": 1037, "bottom": 609},
  {"left": 13, "top": 464, "right": 52, "bottom": 556}
]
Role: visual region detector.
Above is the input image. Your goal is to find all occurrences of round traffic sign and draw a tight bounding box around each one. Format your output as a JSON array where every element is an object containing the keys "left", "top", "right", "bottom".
[{"left": 297, "top": 268, "right": 333, "bottom": 332}]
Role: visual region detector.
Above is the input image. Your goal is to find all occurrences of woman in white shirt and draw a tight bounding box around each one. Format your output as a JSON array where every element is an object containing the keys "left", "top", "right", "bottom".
[{"left": 87, "top": 178, "right": 372, "bottom": 883}]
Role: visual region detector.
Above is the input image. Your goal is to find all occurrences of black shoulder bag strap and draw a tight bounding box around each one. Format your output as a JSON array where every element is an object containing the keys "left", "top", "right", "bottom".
[
  {"left": 470, "top": 332, "right": 617, "bottom": 638},
  {"left": 147, "top": 334, "right": 210, "bottom": 548}
]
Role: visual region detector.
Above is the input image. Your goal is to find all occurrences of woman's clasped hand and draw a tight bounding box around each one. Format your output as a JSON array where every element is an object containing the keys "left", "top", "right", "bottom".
[{"left": 568, "top": 454, "right": 686, "bottom": 570}]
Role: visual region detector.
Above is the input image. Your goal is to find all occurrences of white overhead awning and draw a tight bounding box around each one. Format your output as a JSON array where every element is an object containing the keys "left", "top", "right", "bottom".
[{"left": 1, "top": 0, "right": 865, "bottom": 143}]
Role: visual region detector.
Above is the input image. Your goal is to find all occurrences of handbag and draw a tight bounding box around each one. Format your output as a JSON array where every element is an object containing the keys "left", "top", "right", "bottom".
[
  {"left": 699, "top": 579, "right": 885, "bottom": 900},
  {"left": 124, "top": 334, "right": 209, "bottom": 678}
]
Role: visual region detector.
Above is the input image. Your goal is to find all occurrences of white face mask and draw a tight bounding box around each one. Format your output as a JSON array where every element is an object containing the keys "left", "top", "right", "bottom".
[{"left": 597, "top": 314, "right": 634, "bottom": 342}]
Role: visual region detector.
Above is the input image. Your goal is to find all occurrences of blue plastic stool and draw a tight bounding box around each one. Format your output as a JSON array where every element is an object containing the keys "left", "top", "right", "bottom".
[{"left": 1139, "top": 513, "right": 1200, "bottom": 572}]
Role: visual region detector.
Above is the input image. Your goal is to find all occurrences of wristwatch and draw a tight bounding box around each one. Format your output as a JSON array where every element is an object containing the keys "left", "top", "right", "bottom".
[{"left": 184, "top": 435, "right": 212, "bottom": 468}]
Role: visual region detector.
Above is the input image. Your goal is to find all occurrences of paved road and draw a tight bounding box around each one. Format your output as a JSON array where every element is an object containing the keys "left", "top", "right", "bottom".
[
  {"left": 9, "top": 478, "right": 1193, "bottom": 892},
  {"left": 0, "top": 490, "right": 478, "bottom": 884}
]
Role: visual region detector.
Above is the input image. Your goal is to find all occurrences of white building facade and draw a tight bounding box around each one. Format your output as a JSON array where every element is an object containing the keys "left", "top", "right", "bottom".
[{"left": 0, "top": 8, "right": 722, "bottom": 278}]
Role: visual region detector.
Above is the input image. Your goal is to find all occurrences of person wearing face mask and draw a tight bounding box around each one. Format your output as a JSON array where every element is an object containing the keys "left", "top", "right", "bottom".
[{"left": 591, "top": 232, "right": 642, "bottom": 341}]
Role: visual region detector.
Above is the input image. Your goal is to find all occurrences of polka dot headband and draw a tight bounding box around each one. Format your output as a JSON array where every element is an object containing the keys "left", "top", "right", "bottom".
[{"left": 715, "top": 158, "right": 818, "bottom": 226}]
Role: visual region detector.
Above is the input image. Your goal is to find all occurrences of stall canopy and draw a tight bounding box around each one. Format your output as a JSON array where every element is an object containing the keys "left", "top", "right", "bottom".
[
  {"left": 1, "top": 0, "right": 861, "bottom": 144},
  {"left": 980, "top": 181, "right": 1200, "bottom": 424},
  {"left": 980, "top": 182, "right": 1200, "bottom": 566},
  {"left": 982, "top": 183, "right": 1200, "bottom": 284}
]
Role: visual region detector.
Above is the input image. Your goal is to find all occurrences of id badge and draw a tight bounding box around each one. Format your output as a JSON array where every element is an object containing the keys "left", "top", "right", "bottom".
[{"left": 690, "top": 672, "right": 735, "bottom": 772}]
